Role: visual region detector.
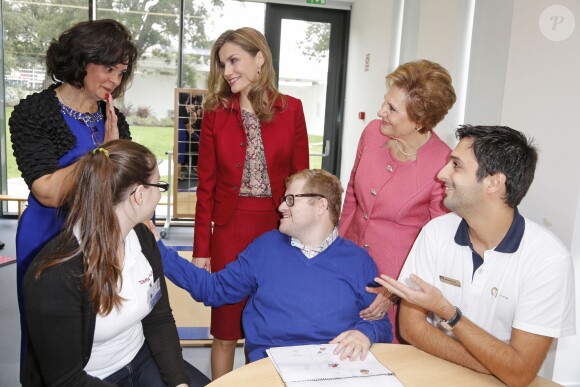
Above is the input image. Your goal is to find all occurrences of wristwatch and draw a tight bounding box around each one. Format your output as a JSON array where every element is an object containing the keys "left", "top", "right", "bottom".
[{"left": 439, "top": 306, "right": 462, "bottom": 331}]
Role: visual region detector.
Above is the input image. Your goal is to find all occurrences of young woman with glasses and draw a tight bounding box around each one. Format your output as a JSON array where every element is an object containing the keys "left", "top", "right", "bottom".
[{"left": 22, "top": 140, "right": 210, "bottom": 387}]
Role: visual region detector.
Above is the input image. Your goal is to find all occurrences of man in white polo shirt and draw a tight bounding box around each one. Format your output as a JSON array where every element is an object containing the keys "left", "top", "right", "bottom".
[{"left": 376, "top": 125, "right": 576, "bottom": 386}]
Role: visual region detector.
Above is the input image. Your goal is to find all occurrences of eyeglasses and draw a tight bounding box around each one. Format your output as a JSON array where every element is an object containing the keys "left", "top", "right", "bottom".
[
  {"left": 86, "top": 121, "right": 103, "bottom": 146},
  {"left": 75, "top": 111, "right": 103, "bottom": 146},
  {"left": 131, "top": 181, "right": 170, "bottom": 195},
  {"left": 280, "top": 193, "right": 325, "bottom": 207},
  {"left": 59, "top": 103, "right": 104, "bottom": 146},
  {"left": 143, "top": 181, "right": 169, "bottom": 192}
]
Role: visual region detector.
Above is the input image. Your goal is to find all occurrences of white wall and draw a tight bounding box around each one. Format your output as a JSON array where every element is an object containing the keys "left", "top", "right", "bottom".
[
  {"left": 126, "top": 72, "right": 177, "bottom": 119},
  {"left": 339, "top": 0, "right": 395, "bottom": 182},
  {"left": 502, "top": 0, "right": 580, "bottom": 249},
  {"left": 341, "top": 0, "right": 473, "bottom": 182},
  {"left": 500, "top": 1, "right": 580, "bottom": 384},
  {"left": 342, "top": 0, "right": 580, "bottom": 384},
  {"left": 560, "top": 188, "right": 580, "bottom": 385}
]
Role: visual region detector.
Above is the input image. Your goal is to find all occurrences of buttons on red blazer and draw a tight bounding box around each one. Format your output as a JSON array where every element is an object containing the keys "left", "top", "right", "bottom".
[
  {"left": 236, "top": 162, "right": 241, "bottom": 168},
  {"left": 240, "top": 142, "right": 246, "bottom": 147}
]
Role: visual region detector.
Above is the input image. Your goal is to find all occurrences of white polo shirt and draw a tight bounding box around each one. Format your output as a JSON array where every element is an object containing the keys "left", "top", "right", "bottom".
[{"left": 398, "top": 211, "right": 576, "bottom": 341}]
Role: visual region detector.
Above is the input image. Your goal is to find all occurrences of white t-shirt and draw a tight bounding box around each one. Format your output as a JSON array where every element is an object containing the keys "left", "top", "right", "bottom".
[
  {"left": 84, "top": 229, "right": 155, "bottom": 379},
  {"left": 398, "top": 212, "right": 576, "bottom": 341}
]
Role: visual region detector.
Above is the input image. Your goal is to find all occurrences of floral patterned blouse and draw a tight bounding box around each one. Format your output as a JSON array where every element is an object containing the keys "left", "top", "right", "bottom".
[{"left": 239, "top": 109, "right": 272, "bottom": 197}]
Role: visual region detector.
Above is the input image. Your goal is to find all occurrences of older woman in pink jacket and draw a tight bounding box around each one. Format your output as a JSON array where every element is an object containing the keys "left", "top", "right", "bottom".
[{"left": 339, "top": 60, "right": 456, "bottom": 341}]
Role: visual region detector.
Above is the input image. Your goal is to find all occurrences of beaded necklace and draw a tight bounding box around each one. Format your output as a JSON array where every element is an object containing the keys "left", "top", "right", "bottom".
[
  {"left": 58, "top": 101, "right": 104, "bottom": 146},
  {"left": 394, "top": 130, "right": 431, "bottom": 157}
]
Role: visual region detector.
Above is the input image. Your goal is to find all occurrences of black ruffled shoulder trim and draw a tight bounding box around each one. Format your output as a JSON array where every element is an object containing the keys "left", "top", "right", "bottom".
[
  {"left": 9, "top": 83, "right": 131, "bottom": 188},
  {"left": 9, "top": 84, "right": 77, "bottom": 188}
]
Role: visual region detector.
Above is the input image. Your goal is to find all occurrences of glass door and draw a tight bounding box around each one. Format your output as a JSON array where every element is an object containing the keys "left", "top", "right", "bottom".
[{"left": 265, "top": 4, "right": 349, "bottom": 176}]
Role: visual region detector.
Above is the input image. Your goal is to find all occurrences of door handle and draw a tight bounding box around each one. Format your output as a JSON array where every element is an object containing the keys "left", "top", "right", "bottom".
[{"left": 309, "top": 140, "right": 330, "bottom": 157}]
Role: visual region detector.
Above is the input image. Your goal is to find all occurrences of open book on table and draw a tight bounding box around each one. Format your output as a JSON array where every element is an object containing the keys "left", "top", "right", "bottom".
[{"left": 266, "top": 344, "right": 403, "bottom": 386}]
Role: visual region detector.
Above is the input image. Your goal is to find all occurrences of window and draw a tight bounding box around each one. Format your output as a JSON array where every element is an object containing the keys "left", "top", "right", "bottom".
[{"left": 1, "top": 0, "right": 267, "bottom": 217}]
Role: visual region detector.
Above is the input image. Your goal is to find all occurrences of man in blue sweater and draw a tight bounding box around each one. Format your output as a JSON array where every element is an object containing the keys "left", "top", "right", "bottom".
[{"left": 158, "top": 169, "right": 392, "bottom": 362}]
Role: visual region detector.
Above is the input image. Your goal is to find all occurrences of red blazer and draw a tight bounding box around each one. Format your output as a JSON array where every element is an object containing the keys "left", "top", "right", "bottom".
[{"left": 193, "top": 94, "right": 309, "bottom": 258}]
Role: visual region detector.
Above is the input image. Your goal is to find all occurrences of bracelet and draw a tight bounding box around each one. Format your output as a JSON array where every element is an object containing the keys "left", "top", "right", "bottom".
[{"left": 384, "top": 289, "right": 400, "bottom": 303}]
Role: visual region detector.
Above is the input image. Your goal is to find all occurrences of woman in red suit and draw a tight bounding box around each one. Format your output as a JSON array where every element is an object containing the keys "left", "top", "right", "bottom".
[{"left": 193, "top": 27, "right": 309, "bottom": 379}]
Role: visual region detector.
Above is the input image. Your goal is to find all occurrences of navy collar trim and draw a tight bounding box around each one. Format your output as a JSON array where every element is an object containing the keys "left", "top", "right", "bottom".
[{"left": 454, "top": 208, "right": 525, "bottom": 253}]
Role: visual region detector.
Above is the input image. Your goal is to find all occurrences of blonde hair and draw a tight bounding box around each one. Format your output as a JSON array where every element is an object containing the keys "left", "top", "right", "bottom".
[
  {"left": 386, "top": 60, "right": 456, "bottom": 132},
  {"left": 204, "top": 27, "right": 284, "bottom": 122},
  {"left": 286, "top": 169, "right": 343, "bottom": 226}
]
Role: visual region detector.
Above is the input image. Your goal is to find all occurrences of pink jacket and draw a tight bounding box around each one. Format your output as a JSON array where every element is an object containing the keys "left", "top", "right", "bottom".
[{"left": 339, "top": 120, "right": 450, "bottom": 278}]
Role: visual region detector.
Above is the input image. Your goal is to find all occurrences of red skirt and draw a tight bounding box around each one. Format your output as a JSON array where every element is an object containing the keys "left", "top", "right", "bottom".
[{"left": 209, "top": 196, "right": 279, "bottom": 340}]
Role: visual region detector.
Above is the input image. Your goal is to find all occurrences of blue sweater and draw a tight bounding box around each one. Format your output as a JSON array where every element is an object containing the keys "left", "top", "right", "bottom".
[{"left": 159, "top": 230, "right": 392, "bottom": 361}]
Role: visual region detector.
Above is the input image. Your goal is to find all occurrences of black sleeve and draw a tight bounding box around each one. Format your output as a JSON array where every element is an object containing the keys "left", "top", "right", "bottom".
[
  {"left": 10, "top": 90, "right": 131, "bottom": 190},
  {"left": 23, "top": 243, "right": 113, "bottom": 386},
  {"left": 9, "top": 89, "right": 76, "bottom": 188},
  {"left": 116, "top": 107, "right": 132, "bottom": 140},
  {"left": 135, "top": 224, "right": 188, "bottom": 387}
]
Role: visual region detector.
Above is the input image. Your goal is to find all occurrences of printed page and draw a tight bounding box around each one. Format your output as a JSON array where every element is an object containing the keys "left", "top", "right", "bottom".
[
  {"left": 267, "top": 344, "right": 402, "bottom": 385},
  {"left": 286, "top": 375, "right": 402, "bottom": 387}
]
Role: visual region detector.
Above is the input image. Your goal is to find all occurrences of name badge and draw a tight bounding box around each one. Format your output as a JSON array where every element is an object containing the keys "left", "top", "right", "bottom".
[
  {"left": 148, "top": 277, "right": 162, "bottom": 310},
  {"left": 439, "top": 275, "right": 461, "bottom": 287}
]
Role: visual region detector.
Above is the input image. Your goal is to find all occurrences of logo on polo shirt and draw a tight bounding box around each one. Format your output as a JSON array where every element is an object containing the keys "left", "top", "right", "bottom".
[{"left": 491, "top": 286, "right": 509, "bottom": 300}]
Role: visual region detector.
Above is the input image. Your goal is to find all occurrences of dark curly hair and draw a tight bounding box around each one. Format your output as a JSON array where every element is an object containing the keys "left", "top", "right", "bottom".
[
  {"left": 46, "top": 19, "right": 138, "bottom": 98},
  {"left": 386, "top": 60, "right": 456, "bottom": 132}
]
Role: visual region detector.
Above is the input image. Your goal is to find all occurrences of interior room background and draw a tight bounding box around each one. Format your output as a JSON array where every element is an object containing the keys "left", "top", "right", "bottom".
[{"left": 1, "top": 0, "right": 579, "bottom": 384}]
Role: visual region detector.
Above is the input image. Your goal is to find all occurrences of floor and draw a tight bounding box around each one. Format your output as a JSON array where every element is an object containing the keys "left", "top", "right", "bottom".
[{"left": 0, "top": 217, "right": 245, "bottom": 386}]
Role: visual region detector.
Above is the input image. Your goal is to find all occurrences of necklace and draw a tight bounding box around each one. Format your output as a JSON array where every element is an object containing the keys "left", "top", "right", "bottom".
[
  {"left": 56, "top": 86, "right": 97, "bottom": 114},
  {"left": 394, "top": 131, "right": 432, "bottom": 157},
  {"left": 59, "top": 101, "right": 103, "bottom": 125},
  {"left": 59, "top": 101, "right": 104, "bottom": 146},
  {"left": 57, "top": 88, "right": 104, "bottom": 146}
]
